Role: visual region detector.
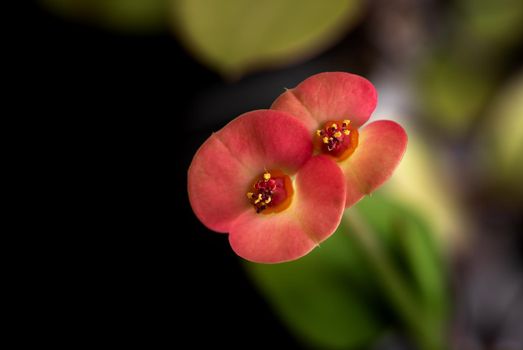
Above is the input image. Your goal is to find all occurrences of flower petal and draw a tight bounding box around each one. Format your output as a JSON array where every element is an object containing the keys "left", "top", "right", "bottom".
[
  {"left": 271, "top": 72, "right": 377, "bottom": 131},
  {"left": 216, "top": 109, "right": 314, "bottom": 174},
  {"left": 293, "top": 155, "right": 347, "bottom": 242},
  {"left": 188, "top": 134, "right": 252, "bottom": 233},
  {"left": 229, "top": 155, "right": 345, "bottom": 263},
  {"left": 188, "top": 110, "right": 313, "bottom": 233},
  {"left": 341, "top": 120, "right": 407, "bottom": 207}
]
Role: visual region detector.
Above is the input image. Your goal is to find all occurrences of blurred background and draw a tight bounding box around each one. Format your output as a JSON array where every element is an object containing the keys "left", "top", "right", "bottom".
[{"left": 30, "top": 0, "right": 523, "bottom": 349}]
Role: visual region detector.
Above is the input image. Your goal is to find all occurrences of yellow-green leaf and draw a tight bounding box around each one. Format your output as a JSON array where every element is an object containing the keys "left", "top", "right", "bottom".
[
  {"left": 172, "top": 0, "right": 363, "bottom": 77},
  {"left": 245, "top": 230, "right": 383, "bottom": 349},
  {"left": 40, "top": 0, "right": 169, "bottom": 33},
  {"left": 382, "top": 133, "right": 469, "bottom": 250},
  {"left": 245, "top": 195, "right": 449, "bottom": 349},
  {"left": 482, "top": 72, "right": 523, "bottom": 195},
  {"left": 417, "top": 54, "right": 493, "bottom": 135}
]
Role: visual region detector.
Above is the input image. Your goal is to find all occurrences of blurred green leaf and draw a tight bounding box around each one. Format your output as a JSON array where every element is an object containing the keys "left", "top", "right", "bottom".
[
  {"left": 417, "top": 53, "right": 494, "bottom": 135},
  {"left": 40, "top": 0, "right": 169, "bottom": 33},
  {"left": 383, "top": 133, "right": 468, "bottom": 249},
  {"left": 416, "top": 0, "right": 523, "bottom": 136},
  {"left": 459, "top": 0, "right": 523, "bottom": 50},
  {"left": 398, "top": 217, "right": 448, "bottom": 328},
  {"left": 355, "top": 196, "right": 448, "bottom": 329},
  {"left": 245, "top": 229, "right": 383, "bottom": 349},
  {"left": 245, "top": 194, "right": 448, "bottom": 349},
  {"left": 172, "top": 0, "right": 363, "bottom": 77},
  {"left": 483, "top": 72, "right": 523, "bottom": 194}
]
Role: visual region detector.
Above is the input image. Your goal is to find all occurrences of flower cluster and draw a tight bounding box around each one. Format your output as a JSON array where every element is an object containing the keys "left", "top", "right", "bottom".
[{"left": 188, "top": 72, "right": 407, "bottom": 263}]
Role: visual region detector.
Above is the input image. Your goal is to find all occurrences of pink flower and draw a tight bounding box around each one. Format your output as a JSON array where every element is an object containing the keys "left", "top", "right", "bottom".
[
  {"left": 188, "top": 110, "right": 346, "bottom": 263},
  {"left": 271, "top": 72, "right": 407, "bottom": 207}
]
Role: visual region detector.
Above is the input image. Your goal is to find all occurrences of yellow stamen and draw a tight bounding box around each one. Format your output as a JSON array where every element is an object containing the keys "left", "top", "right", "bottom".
[
  {"left": 247, "top": 192, "right": 253, "bottom": 199},
  {"left": 263, "top": 172, "right": 271, "bottom": 181},
  {"left": 331, "top": 123, "right": 338, "bottom": 129},
  {"left": 316, "top": 130, "right": 323, "bottom": 136},
  {"left": 334, "top": 131, "right": 342, "bottom": 138},
  {"left": 265, "top": 197, "right": 271, "bottom": 204},
  {"left": 254, "top": 193, "right": 263, "bottom": 204},
  {"left": 343, "top": 119, "right": 350, "bottom": 125},
  {"left": 323, "top": 136, "right": 329, "bottom": 144},
  {"left": 343, "top": 130, "right": 350, "bottom": 135}
]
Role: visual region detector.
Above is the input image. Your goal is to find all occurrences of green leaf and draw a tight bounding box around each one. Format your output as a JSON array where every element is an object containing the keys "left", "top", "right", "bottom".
[
  {"left": 458, "top": 0, "right": 523, "bottom": 50},
  {"left": 353, "top": 195, "right": 449, "bottom": 337},
  {"left": 244, "top": 194, "right": 449, "bottom": 349},
  {"left": 245, "top": 230, "right": 383, "bottom": 349},
  {"left": 382, "top": 133, "right": 468, "bottom": 250},
  {"left": 40, "top": 0, "right": 169, "bottom": 33},
  {"left": 482, "top": 72, "right": 523, "bottom": 195},
  {"left": 172, "top": 0, "right": 363, "bottom": 77},
  {"left": 417, "top": 53, "right": 494, "bottom": 135}
]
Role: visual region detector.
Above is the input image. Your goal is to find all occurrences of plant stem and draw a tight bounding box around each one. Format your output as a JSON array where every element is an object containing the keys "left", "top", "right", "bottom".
[{"left": 344, "top": 209, "right": 443, "bottom": 350}]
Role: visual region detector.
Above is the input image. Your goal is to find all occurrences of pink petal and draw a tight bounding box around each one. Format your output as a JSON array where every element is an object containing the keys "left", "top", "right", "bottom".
[
  {"left": 188, "top": 110, "right": 313, "bottom": 233},
  {"left": 341, "top": 120, "right": 407, "bottom": 208},
  {"left": 216, "top": 110, "right": 313, "bottom": 174},
  {"left": 188, "top": 135, "right": 252, "bottom": 233},
  {"left": 271, "top": 72, "right": 377, "bottom": 132},
  {"left": 229, "top": 155, "right": 345, "bottom": 263}
]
